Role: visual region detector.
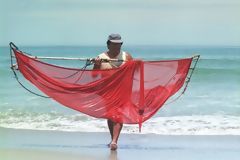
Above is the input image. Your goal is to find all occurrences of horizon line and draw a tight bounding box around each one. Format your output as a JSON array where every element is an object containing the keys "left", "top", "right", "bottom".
[{"left": 2, "top": 44, "right": 240, "bottom": 48}]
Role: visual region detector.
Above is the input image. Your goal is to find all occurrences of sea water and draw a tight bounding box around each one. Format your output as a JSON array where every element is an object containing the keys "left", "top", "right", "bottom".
[{"left": 0, "top": 45, "right": 239, "bottom": 135}]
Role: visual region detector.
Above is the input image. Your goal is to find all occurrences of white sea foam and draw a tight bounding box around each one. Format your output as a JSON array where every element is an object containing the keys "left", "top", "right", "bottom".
[{"left": 1, "top": 112, "right": 240, "bottom": 135}]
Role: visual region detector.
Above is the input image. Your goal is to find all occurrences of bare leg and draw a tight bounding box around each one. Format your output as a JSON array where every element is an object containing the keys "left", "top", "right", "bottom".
[
  {"left": 107, "top": 119, "right": 114, "bottom": 140},
  {"left": 107, "top": 119, "right": 123, "bottom": 150},
  {"left": 112, "top": 122, "right": 123, "bottom": 144}
]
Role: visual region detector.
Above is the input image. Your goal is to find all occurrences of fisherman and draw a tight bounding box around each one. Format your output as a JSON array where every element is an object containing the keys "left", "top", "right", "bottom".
[{"left": 93, "top": 34, "right": 133, "bottom": 150}]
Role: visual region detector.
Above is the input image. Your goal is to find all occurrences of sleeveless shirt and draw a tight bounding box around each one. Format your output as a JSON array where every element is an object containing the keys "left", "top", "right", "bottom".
[{"left": 97, "top": 51, "right": 127, "bottom": 69}]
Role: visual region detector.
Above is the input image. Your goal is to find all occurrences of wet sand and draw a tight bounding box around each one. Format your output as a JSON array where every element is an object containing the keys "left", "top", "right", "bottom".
[{"left": 1, "top": 127, "right": 240, "bottom": 160}]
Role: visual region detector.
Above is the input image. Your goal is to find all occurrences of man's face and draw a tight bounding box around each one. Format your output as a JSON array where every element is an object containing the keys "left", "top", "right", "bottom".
[{"left": 108, "top": 42, "right": 122, "bottom": 56}]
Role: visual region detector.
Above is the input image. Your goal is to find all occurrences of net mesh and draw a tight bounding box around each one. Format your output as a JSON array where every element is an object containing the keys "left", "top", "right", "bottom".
[{"left": 14, "top": 49, "right": 192, "bottom": 129}]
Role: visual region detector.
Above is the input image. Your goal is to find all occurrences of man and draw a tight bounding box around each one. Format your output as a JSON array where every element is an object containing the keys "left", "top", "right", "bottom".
[{"left": 93, "top": 34, "right": 132, "bottom": 150}]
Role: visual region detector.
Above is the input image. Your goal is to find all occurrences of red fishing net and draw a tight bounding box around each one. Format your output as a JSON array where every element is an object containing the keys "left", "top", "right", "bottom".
[{"left": 13, "top": 49, "right": 192, "bottom": 130}]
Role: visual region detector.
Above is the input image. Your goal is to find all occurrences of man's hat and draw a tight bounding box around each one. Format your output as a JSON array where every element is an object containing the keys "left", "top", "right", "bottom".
[{"left": 107, "top": 34, "right": 123, "bottom": 43}]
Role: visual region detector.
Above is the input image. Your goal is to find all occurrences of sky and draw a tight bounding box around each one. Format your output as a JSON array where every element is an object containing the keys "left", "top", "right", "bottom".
[{"left": 0, "top": 0, "right": 240, "bottom": 46}]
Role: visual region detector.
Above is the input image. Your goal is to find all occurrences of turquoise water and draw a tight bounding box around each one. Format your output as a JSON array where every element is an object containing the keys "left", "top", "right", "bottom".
[{"left": 0, "top": 45, "right": 240, "bottom": 134}]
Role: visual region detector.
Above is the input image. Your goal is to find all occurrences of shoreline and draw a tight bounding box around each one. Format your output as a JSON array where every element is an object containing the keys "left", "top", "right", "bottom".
[{"left": 1, "top": 127, "right": 240, "bottom": 160}]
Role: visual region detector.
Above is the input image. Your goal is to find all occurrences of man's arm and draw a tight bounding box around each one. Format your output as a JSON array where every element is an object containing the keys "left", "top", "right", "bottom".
[
  {"left": 125, "top": 52, "right": 133, "bottom": 61},
  {"left": 93, "top": 63, "right": 100, "bottom": 69}
]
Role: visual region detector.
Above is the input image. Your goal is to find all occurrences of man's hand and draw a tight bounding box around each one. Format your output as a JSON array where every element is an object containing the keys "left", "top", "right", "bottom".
[
  {"left": 93, "top": 57, "right": 102, "bottom": 69},
  {"left": 94, "top": 57, "right": 102, "bottom": 66}
]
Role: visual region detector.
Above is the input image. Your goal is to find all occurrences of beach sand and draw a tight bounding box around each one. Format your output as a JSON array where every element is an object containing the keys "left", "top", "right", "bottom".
[{"left": 1, "top": 127, "right": 240, "bottom": 160}]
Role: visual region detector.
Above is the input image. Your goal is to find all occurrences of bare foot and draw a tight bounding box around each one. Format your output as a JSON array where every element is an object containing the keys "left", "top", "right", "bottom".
[{"left": 110, "top": 142, "right": 118, "bottom": 150}]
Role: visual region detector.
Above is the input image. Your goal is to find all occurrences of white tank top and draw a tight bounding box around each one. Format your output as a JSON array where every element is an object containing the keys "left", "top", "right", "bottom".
[{"left": 98, "top": 51, "right": 127, "bottom": 69}]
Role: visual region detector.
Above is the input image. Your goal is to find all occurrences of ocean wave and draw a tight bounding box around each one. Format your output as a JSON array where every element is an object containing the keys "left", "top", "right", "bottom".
[
  {"left": 0, "top": 111, "right": 240, "bottom": 135},
  {"left": 194, "top": 68, "right": 240, "bottom": 75}
]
